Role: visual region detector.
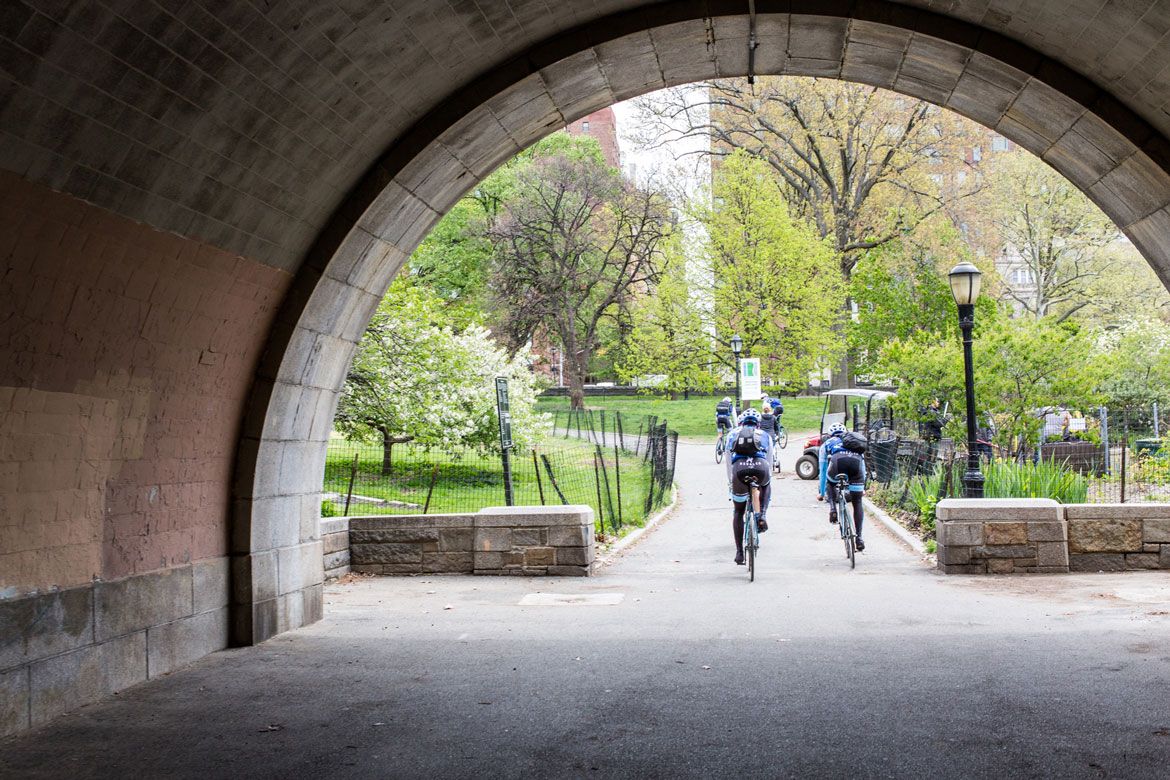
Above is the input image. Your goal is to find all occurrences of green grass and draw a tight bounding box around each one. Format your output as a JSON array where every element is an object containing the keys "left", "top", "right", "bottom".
[
  {"left": 322, "top": 438, "right": 663, "bottom": 534},
  {"left": 535, "top": 394, "right": 826, "bottom": 440}
]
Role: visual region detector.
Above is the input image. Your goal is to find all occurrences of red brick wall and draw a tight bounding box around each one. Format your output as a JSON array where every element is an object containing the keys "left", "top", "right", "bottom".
[
  {"left": 566, "top": 107, "right": 620, "bottom": 169},
  {"left": 0, "top": 171, "right": 291, "bottom": 594}
]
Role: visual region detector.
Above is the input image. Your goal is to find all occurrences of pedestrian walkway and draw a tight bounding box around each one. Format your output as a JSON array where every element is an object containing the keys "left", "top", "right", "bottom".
[{"left": 3, "top": 441, "right": 1170, "bottom": 778}]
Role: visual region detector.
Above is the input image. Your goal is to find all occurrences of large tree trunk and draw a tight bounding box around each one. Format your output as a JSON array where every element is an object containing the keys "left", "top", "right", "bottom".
[
  {"left": 566, "top": 361, "right": 587, "bottom": 410},
  {"left": 561, "top": 329, "right": 590, "bottom": 410},
  {"left": 829, "top": 298, "right": 855, "bottom": 414},
  {"left": 379, "top": 428, "right": 412, "bottom": 477}
]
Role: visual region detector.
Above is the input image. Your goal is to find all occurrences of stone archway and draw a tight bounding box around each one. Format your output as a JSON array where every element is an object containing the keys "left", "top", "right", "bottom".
[{"left": 231, "top": 1, "right": 1170, "bottom": 644}]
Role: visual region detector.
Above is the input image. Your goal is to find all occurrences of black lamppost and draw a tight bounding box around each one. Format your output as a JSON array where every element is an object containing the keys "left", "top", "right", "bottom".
[
  {"left": 730, "top": 334, "right": 743, "bottom": 417},
  {"left": 948, "top": 261, "right": 985, "bottom": 499}
]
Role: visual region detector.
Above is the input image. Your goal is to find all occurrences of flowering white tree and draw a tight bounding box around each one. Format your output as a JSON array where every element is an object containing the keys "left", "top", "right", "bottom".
[{"left": 335, "top": 279, "right": 545, "bottom": 474}]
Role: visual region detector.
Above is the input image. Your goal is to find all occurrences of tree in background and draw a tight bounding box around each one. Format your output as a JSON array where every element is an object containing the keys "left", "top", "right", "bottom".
[
  {"left": 402, "top": 133, "right": 611, "bottom": 327},
  {"left": 637, "top": 79, "right": 978, "bottom": 269},
  {"left": 614, "top": 234, "right": 719, "bottom": 396},
  {"left": 635, "top": 77, "right": 981, "bottom": 390},
  {"left": 848, "top": 219, "right": 998, "bottom": 376},
  {"left": 488, "top": 150, "right": 671, "bottom": 409},
  {"left": 979, "top": 151, "right": 1117, "bottom": 321},
  {"left": 335, "top": 279, "right": 543, "bottom": 474},
  {"left": 700, "top": 151, "right": 842, "bottom": 387},
  {"left": 879, "top": 313, "right": 1105, "bottom": 450}
]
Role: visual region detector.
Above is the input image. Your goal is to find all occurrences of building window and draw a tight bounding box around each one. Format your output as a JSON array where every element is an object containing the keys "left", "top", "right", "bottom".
[
  {"left": 1010, "top": 268, "right": 1035, "bottom": 286},
  {"left": 582, "top": 121, "right": 590, "bottom": 133},
  {"left": 991, "top": 135, "right": 1009, "bottom": 152}
]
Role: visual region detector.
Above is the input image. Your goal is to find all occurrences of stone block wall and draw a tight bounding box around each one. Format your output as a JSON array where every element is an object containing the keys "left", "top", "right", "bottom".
[
  {"left": 349, "top": 506, "right": 594, "bottom": 577},
  {"left": 936, "top": 499, "right": 1068, "bottom": 574},
  {"left": 321, "top": 518, "right": 350, "bottom": 581},
  {"left": 1065, "top": 504, "right": 1170, "bottom": 572},
  {"left": 937, "top": 499, "right": 1170, "bottom": 575},
  {"left": 0, "top": 557, "right": 230, "bottom": 738}
]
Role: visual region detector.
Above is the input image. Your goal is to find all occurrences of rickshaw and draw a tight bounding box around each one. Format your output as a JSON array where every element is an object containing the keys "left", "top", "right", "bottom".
[{"left": 794, "top": 389, "right": 896, "bottom": 480}]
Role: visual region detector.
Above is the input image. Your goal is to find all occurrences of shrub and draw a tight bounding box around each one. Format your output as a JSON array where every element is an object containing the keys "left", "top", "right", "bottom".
[
  {"left": 321, "top": 499, "right": 340, "bottom": 517},
  {"left": 982, "top": 459, "right": 1088, "bottom": 504}
]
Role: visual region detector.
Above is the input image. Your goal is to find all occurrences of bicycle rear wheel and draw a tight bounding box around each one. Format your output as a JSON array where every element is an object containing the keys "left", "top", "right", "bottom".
[
  {"left": 843, "top": 507, "right": 856, "bottom": 569},
  {"left": 778, "top": 428, "right": 788, "bottom": 449},
  {"left": 715, "top": 439, "right": 724, "bottom": 464},
  {"left": 748, "top": 539, "right": 755, "bottom": 582}
]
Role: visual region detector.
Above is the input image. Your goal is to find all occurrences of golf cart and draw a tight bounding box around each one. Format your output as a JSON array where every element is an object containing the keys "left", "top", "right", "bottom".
[{"left": 794, "top": 389, "right": 897, "bottom": 480}]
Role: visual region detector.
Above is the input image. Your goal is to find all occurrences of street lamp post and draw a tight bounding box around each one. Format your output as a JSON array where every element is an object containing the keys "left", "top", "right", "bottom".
[
  {"left": 730, "top": 334, "right": 743, "bottom": 417},
  {"left": 948, "top": 262, "right": 985, "bottom": 499}
]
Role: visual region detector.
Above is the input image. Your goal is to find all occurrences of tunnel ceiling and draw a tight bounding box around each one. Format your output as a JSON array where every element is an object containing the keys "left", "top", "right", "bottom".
[{"left": 3, "top": 0, "right": 1170, "bottom": 275}]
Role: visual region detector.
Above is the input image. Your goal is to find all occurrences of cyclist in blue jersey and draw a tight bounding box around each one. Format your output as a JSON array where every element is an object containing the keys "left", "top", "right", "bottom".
[
  {"left": 817, "top": 422, "right": 867, "bottom": 551},
  {"left": 726, "top": 408, "right": 773, "bottom": 565}
]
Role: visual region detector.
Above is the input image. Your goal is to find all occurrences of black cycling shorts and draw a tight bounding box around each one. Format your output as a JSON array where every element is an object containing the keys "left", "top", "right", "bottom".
[
  {"left": 828, "top": 452, "right": 864, "bottom": 486},
  {"left": 731, "top": 457, "right": 771, "bottom": 497},
  {"left": 716, "top": 416, "right": 732, "bottom": 431}
]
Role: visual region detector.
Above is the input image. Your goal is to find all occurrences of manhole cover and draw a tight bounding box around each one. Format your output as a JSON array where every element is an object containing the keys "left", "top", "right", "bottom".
[{"left": 518, "top": 593, "right": 625, "bottom": 606}]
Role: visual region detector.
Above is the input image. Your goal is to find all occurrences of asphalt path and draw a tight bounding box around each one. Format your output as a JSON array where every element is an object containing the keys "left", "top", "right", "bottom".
[{"left": 2, "top": 439, "right": 1170, "bottom": 778}]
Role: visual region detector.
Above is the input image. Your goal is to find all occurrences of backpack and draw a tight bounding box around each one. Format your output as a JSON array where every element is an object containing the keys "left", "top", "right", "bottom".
[
  {"left": 732, "top": 426, "right": 762, "bottom": 456},
  {"left": 841, "top": 431, "right": 868, "bottom": 454}
]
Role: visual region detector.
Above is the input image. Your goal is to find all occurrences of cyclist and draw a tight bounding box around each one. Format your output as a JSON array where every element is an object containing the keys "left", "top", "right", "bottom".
[
  {"left": 714, "top": 396, "right": 735, "bottom": 445},
  {"left": 816, "top": 423, "right": 867, "bottom": 551},
  {"left": 757, "top": 400, "right": 779, "bottom": 472},
  {"left": 726, "top": 408, "right": 773, "bottom": 565}
]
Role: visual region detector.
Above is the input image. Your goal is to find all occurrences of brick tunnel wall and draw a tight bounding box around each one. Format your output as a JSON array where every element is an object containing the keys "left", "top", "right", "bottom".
[
  {"left": 1, "top": 171, "right": 294, "bottom": 735},
  {"left": 0, "top": 170, "right": 290, "bottom": 594}
]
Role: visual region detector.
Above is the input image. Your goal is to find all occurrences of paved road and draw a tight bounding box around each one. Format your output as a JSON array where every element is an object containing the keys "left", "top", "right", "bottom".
[{"left": 3, "top": 440, "right": 1170, "bottom": 778}]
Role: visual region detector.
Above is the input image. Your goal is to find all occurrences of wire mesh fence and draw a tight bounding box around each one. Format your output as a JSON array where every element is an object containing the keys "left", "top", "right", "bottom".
[
  {"left": 321, "top": 421, "right": 678, "bottom": 536},
  {"left": 863, "top": 404, "right": 1170, "bottom": 542}
]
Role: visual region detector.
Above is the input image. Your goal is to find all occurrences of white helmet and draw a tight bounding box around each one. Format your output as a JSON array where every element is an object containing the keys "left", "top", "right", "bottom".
[
  {"left": 828, "top": 423, "right": 847, "bottom": 436},
  {"left": 722, "top": 396, "right": 732, "bottom": 403}
]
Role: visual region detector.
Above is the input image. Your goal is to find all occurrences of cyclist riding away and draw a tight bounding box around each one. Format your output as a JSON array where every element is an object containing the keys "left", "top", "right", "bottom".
[
  {"left": 757, "top": 399, "right": 781, "bottom": 474},
  {"left": 726, "top": 408, "right": 773, "bottom": 565},
  {"left": 715, "top": 396, "right": 735, "bottom": 445},
  {"left": 817, "top": 423, "right": 867, "bottom": 551}
]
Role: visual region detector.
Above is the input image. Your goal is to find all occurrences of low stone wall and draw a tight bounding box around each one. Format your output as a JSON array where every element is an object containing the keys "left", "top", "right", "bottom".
[
  {"left": 349, "top": 506, "right": 595, "bottom": 577},
  {"left": 937, "top": 499, "right": 1170, "bottom": 574},
  {"left": 321, "top": 518, "right": 350, "bottom": 581},
  {"left": 1065, "top": 504, "right": 1170, "bottom": 572},
  {"left": 936, "top": 499, "right": 1068, "bottom": 574}
]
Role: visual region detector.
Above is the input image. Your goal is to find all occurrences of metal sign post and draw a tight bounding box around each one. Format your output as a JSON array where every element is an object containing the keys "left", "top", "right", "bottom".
[{"left": 495, "top": 378, "right": 514, "bottom": 505}]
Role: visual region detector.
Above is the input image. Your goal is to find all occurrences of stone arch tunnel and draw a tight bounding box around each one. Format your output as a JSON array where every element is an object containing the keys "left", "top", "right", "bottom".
[{"left": 4, "top": 0, "right": 1170, "bottom": 736}]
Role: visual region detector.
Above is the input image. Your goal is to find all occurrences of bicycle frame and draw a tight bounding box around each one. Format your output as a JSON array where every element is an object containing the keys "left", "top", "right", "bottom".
[
  {"left": 835, "top": 475, "right": 856, "bottom": 568},
  {"left": 742, "top": 484, "right": 761, "bottom": 581}
]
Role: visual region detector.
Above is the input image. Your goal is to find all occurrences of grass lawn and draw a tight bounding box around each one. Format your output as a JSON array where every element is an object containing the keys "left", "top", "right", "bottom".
[
  {"left": 536, "top": 394, "right": 826, "bottom": 440},
  {"left": 322, "top": 438, "right": 663, "bottom": 534}
]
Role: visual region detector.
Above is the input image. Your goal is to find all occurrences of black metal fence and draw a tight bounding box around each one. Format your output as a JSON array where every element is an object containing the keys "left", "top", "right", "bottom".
[
  {"left": 864, "top": 404, "right": 1170, "bottom": 542},
  {"left": 322, "top": 423, "right": 678, "bottom": 536}
]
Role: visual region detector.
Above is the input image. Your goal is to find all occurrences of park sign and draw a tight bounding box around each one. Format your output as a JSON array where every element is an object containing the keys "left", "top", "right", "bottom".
[
  {"left": 495, "top": 377, "right": 513, "bottom": 449},
  {"left": 740, "top": 358, "right": 762, "bottom": 400}
]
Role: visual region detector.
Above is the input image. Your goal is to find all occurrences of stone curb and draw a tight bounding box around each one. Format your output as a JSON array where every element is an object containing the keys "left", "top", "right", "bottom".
[
  {"left": 864, "top": 497, "right": 929, "bottom": 558},
  {"left": 595, "top": 485, "right": 679, "bottom": 568}
]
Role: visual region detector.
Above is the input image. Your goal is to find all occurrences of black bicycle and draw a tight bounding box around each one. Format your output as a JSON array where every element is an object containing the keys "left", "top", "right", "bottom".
[
  {"left": 834, "top": 474, "right": 857, "bottom": 569},
  {"left": 715, "top": 433, "right": 726, "bottom": 464}
]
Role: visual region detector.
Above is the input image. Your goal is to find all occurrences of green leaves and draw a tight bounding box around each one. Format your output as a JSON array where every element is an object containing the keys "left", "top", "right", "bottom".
[
  {"left": 336, "top": 278, "right": 546, "bottom": 453},
  {"left": 700, "top": 150, "right": 843, "bottom": 385}
]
